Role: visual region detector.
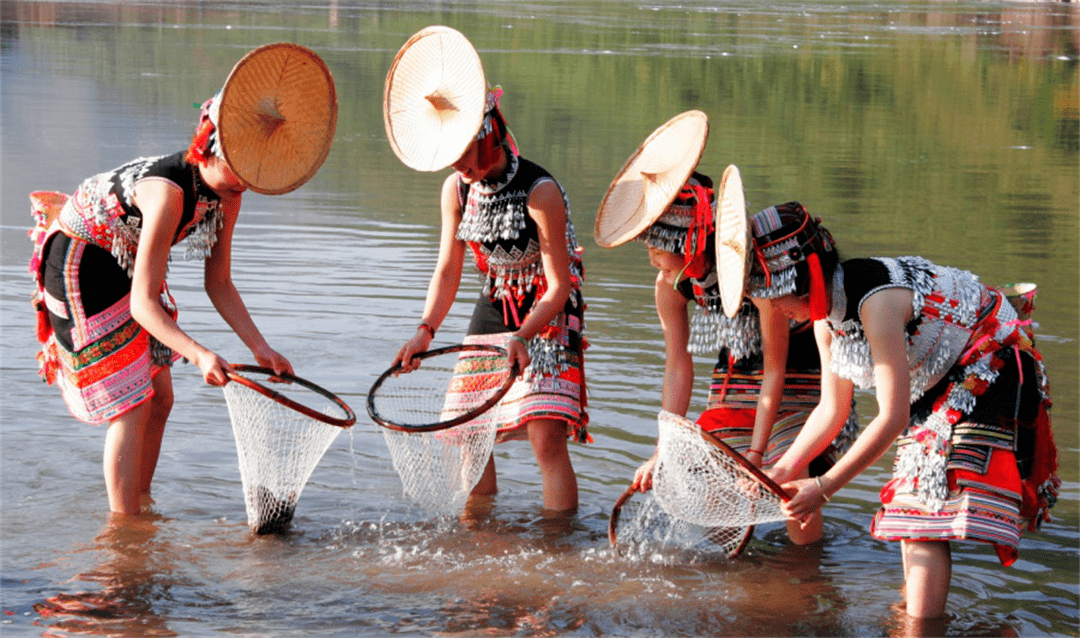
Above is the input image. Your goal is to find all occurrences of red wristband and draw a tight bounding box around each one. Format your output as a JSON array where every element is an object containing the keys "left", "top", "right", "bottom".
[{"left": 418, "top": 323, "right": 436, "bottom": 338}]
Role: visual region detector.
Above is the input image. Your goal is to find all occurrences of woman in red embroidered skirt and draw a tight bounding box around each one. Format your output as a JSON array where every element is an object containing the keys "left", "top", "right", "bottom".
[
  {"left": 745, "top": 203, "right": 1059, "bottom": 619},
  {"left": 28, "top": 44, "right": 337, "bottom": 515},
  {"left": 594, "top": 114, "right": 855, "bottom": 546}
]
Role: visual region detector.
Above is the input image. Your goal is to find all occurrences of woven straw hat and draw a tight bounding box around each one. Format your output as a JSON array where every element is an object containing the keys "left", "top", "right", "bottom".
[
  {"left": 715, "top": 165, "right": 751, "bottom": 318},
  {"left": 594, "top": 110, "right": 709, "bottom": 248},
  {"left": 383, "top": 26, "right": 487, "bottom": 172},
  {"left": 216, "top": 43, "right": 338, "bottom": 195}
]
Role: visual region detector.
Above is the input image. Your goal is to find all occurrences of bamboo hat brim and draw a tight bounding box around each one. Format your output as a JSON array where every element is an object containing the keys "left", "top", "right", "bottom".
[
  {"left": 217, "top": 43, "right": 338, "bottom": 195},
  {"left": 715, "top": 165, "right": 751, "bottom": 318},
  {"left": 594, "top": 110, "right": 709, "bottom": 248},
  {"left": 383, "top": 26, "right": 487, "bottom": 172}
]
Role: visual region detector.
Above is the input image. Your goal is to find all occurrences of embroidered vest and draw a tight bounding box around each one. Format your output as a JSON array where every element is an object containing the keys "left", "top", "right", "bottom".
[
  {"left": 826, "top": 256, "right": 988, "bottom": 401},
  {"left": 57, "top": 152, "right": 224, "bottom": 277},
  {"left": 456, "top": 154, "right": 584, "bottom": 312},
  {"left": 678, "top": 273, "right": 761, "bottom": 360}
]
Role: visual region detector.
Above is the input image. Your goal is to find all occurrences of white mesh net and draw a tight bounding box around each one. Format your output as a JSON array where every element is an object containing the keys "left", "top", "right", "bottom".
[
  {"left": 652, "top": 410, "right": 788, "bottom": 528},
  {"left": 382, "top": 416, "right": 496, "bottom": 514},
  {"left": 368, "top": 344, "right": 512, "bottom": 430},
  {"left": 610, "top": 411, "right": 788, "bottom": 558},
  {"left": 610, "top": 488, "right": 754, "bottom": 559},
  {"left": 223, "top": 381, "right": 343, "bottom": 534}
]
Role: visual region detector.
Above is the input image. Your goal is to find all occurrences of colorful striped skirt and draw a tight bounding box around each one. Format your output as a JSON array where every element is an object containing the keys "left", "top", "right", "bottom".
[
  {"left": 35, "top": 231, "right": 175, "bottom": 425},
  {"left": 699, "top": 369, "right": 856, "bottom": 475},
  {"left": 458, "top": 332, "right": 588, "bottom": 444},
  {"left": 871, "top": 348, "right": 1058, "bottom": 566}
]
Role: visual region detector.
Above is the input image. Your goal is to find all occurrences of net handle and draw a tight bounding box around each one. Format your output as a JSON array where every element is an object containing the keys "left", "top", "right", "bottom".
[
  {"left": 226, "top": 364, "right": 356, "bottom": 428},
  {"left": 608, "top": 485, "right": 637, "bottom": 548},
  {"left": 366, "top": 343, "right": 520, "bottom": 433},
  {"left": 695, "top": 427, "right": 792, "bottom": 504}
]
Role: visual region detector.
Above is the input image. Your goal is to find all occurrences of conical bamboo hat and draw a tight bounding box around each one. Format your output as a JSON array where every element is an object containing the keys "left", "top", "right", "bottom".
[
  {"left": 217, "top": 43, "right": 338, "bottom": 195},
  {"left": 595, "top": 110, "right": 709, "bottom": 248},
  {"left": 715, "top": 165, "right": 751, "bottom": 318},
  {"left": 383, "top": 26, "right": 487, "bottom": 172}
]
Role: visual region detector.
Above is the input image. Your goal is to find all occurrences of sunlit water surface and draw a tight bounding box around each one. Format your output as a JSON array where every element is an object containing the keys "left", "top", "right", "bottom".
[{"left": 2, "top": 1, "right": 1077, "bottom": 636}]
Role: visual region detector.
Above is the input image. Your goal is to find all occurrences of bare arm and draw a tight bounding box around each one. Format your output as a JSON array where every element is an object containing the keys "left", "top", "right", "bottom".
[
  {"left": 129, "top": 180, "right": 231, "bottom": 385},
  {"left": 501, "top": 179, "right": 574, "bottom": 371},
  {"left": 202, "top": 192, "right": 293, "bottom": 377},
  {"left": 769, "top": 320, "right": 855, "bottom": 485},
  {"left": 749, "top": 298, "right": 792, "bottom": 468},
  {"left": 631, "top": 273, "right": 692, "bottom": 492},
  {"left": 781, "top": 289, "right": 914, "bottom": 519},
  {"left": 655, "top": 276, "right": 694, "bottom": 416},
  {"left": 394, "top": 173, "right": 467, "bottom": 369}
]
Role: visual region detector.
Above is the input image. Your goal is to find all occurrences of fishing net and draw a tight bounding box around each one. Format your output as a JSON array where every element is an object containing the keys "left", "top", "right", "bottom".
[
  {"left": 222, "top": 371, "right": 350, "bottom": 534},
  {"left": 381, "top": 416, "right": 497, "bottom": 514},
  {"left": 652, "top": 410, "right": 788, "bottom": 528},
  {"left": 610, "top": 411, "right": 789, "bottom": 558},
  {"left": 371, "top": 345, "right": 511, "bottom": 514},
  {"left": 609, "top": 487, "right": 755, "bottom": 559},
  {"left": 367, "top": 344, "right": 515, "bottom": 432}
]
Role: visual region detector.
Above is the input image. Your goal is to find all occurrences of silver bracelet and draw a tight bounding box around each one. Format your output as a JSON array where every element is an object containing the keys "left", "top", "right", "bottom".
[
  {"left": 508, "top": 334, "right": 528, "bottom": 346},
  {"left": 815, "top": 476, "right": 831, "bottom": 502}
]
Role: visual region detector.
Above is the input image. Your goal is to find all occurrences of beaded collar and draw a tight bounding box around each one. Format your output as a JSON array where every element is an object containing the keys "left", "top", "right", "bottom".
[{"left": 456, "top": 153, "right": 526, "bottom": 244}]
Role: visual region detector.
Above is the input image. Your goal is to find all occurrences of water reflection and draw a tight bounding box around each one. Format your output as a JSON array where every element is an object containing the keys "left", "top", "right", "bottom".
[{"left": 33, "top": 515, "right": 176, "bottom": 637}]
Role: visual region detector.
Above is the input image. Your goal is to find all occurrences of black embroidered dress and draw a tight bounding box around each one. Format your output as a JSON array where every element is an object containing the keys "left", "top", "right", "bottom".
[
  {"left": 455, "top": 154, "right": 588, "bottom": 442},
  {"left": 29, "top": 152, "right": 223, "bottom": 424}
]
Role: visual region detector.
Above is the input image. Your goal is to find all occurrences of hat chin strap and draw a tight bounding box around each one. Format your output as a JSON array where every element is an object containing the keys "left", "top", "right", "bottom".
[
  {"left": 671, "top": 260, "right": 692, "bottom": 290},
  {"left": 671, "top": 250, "right": 711, "bottom": 290}
]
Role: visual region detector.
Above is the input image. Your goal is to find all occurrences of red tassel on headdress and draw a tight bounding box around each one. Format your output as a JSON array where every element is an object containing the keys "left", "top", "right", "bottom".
[
  {"left": 184, "top": 96, "right": 217, "bottom": 165},
  {"left": 680, "top": 182, "right": 715, "bottom": 279},
  {"left": 185, "top": 114, "right": 214, "bottom": 165},
  {"left": 807, "top": 251, "right": 828, "bottom": 320}
]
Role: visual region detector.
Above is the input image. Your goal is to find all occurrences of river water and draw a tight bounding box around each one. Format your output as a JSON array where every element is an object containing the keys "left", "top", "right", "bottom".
[{"left": 1, "top": 1, "right": 1077, "bottom": 636}]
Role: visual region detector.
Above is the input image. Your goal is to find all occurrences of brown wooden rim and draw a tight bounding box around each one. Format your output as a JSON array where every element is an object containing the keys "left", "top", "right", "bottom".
[
  {"left": 694, "top": 426, "right": 792, "bottom": 503},
  {"left": 226, "top": 364, "right": 356, "bottom": 428},
  {"left": 366, "top": 344, "right": 519, "bottom": 433},
  {"left": 607, "top": 485, "right": 638, "bottom": 548}
]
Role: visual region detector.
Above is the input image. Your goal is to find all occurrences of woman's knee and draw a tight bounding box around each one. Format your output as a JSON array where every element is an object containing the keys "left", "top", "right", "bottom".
[{"left": 528, "top": 420, "right": 570, "bottom": 464}]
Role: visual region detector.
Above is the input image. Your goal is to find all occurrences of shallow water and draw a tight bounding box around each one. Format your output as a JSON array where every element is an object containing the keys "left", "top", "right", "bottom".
[{"left": 1, "top": 1, "right": 1078, "bottom": 636}]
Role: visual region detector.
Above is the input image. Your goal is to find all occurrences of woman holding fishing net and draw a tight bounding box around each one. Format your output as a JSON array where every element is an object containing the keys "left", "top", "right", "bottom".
[
  {"left": 27, "top": 44, "right": 337, "bottom": 515},
  {"left": 739, "top": 202, "right": 1060, "bottom": 618},
  {"left": 594, "top": 111, "right": 855, "bottom": 547},
  {"left": 383, "top": 27, "right": 588, "bottom": 514}
]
